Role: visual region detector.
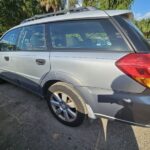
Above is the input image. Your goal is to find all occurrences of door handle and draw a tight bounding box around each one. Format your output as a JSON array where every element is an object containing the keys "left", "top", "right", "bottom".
[
  {"left": 4, "top": 56, "right": 9, "bottom": 61},
  {"left": 36, "top": 59, "right": 46, "bottom": 65}
]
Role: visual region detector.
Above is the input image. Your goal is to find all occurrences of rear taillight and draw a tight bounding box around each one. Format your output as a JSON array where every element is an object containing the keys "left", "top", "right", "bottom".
[{"left": 116, "top": 53, "right": 150, "bottom": 88}]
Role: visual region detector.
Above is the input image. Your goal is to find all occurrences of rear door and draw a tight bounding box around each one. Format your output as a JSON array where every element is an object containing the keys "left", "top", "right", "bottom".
[{"left": 10, "top": 24, "right": 50, "bottom": 93}]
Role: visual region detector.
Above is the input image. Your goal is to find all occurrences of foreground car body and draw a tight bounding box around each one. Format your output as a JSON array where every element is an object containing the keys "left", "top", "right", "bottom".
[{"left": 0, "top": 7, "right": 150, "bottom": 127}]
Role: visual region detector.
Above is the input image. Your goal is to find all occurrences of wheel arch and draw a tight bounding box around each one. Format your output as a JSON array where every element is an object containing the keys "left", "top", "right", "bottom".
[
  {"left": 41, "top": 71, "right": 83, "bottom": 96},
  {"left": 40, "top": 71, "right": 96, "bottom": 119}
]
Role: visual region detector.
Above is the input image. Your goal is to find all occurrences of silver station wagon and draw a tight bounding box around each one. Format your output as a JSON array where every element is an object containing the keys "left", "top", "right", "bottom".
[{"left": 0, "top": 7, "right": 150, "bottom": 127}]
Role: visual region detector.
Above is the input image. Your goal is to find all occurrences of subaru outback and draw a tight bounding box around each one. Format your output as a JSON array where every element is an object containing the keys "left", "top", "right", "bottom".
[{"left": 0, "top": 7, "right": 150, "bottom": 127}]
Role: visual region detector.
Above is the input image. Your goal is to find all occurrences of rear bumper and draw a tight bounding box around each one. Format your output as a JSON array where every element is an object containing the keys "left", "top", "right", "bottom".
[{"left": 84, "top": 87, "right": 150, "bottom": 127}]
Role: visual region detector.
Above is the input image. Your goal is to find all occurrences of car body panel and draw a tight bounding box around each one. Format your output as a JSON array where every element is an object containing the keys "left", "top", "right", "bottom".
[
  {"left": 0, "top": 51, "right": 51, "bottom": 93},
  {"left": 9, "top": 51, "right": 50, "bottom": 84},
  {"left": 49, "top": 51, "right": 145, "bottom": 93}
]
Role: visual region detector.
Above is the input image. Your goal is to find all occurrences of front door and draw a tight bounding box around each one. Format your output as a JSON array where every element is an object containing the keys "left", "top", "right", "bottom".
[
  {"left": 10, "top": 24, "right": 50, "bottom": 93},
  {"left": 0, "top": 28, "right": 20, "bottom": 80}
]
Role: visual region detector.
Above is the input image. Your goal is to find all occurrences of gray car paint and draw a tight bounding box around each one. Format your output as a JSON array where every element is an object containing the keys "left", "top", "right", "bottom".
[{"left": 48, "top": 51, "right": 145, "bottom": 93}]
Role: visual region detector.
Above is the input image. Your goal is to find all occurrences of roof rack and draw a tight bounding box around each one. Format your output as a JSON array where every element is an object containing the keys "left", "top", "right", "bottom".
[{"left": 21, "top": 7, "right": 97, "bottom": 24}]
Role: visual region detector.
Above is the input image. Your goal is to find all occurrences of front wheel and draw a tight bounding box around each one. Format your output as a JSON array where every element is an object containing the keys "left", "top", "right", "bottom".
[{"left": 46, "top": 82, "right": 87, "bottom": 127}]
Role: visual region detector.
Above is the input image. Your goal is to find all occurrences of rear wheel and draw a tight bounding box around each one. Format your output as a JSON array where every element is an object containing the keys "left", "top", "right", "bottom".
[{"left": 46, "top": 82, "right": 86, "bottom": 127}]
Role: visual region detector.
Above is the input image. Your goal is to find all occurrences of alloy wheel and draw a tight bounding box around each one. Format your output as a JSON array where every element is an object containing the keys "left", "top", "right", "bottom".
[{"left": 50, "top": 92, "right": 77, "bottom": 122}]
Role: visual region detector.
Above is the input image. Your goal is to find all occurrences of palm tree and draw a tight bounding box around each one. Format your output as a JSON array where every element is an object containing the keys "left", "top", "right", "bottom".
[
  {"left": 69, "top": 0, "right": 77, "bottom": 7},
  {"left": 38, "top": 0, "right": 77, "bottom": 12},
  {"left": 39, "top": 0, "right": 61, "bottom": 12}
]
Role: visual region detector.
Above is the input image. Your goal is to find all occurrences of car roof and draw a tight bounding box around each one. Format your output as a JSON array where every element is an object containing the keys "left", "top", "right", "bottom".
[
  {"left": 16, "top": 9, "right": 132, "bottom": 26},
  {"left": 4, "top": 9, "right": 133, "bottom": 34}
]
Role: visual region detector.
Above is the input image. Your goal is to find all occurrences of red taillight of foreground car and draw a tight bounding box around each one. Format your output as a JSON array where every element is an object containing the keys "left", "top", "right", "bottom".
[{"left": 116, "top": 53, "right": 150, "bottom": 88}]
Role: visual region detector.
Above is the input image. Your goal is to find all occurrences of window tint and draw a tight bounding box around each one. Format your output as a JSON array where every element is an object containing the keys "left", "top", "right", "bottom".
[
  {"left": 0, "top": 28, "right": 20, "bottom": 51},
  {"left": 50, "top": 19, "right": 130, "bottom": 51},
  {"left": 17, "top": 24, "right": 46, "bottom": 51}
]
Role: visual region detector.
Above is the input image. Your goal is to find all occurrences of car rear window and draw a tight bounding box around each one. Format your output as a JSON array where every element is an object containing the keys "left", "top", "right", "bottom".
[
  {"left": 49, "top": 19, "right": 130, "bottom": 52},
  {"left": 114, "top": 16, "right": 150, "bottom": 52}
]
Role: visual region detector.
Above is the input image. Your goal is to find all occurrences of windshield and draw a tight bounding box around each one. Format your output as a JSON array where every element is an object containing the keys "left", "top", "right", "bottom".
[{"left": 115, "top": 16, "right": 150, "bottom": 52}]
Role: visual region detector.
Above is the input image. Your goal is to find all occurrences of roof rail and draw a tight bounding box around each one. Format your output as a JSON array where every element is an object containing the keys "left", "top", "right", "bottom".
[{"left": 21, "top": 7, "right": 97, "bottom": 24}]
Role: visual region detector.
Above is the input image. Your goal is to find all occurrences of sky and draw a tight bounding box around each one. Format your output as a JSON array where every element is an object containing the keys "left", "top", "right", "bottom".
[{"left": 132, "top": 0, "right": 150, "bottom": 20}]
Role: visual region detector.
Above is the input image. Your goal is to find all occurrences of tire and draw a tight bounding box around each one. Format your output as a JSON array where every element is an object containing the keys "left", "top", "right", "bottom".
[{"left": 46, "top": 82, "right": 87, "bottom": 127}]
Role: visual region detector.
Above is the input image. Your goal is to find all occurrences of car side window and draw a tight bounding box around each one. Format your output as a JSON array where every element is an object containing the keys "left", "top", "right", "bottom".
[
  {"left": 17, "top": 24, "right": 46, "bottom": 51},
  {"left": 0, "top": 28, "right": 20, "bottom": 51},
  {"left": 49, "top": 19, "right": 130, "bottom": 51}
]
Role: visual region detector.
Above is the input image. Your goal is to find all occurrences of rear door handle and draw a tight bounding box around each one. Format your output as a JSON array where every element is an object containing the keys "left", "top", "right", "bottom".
[
  {"left": 4, "top": 56, "right": 9, "bottom": 61},
  {"left": 36, "top": 59, "right": 46, "bottom": 65}
]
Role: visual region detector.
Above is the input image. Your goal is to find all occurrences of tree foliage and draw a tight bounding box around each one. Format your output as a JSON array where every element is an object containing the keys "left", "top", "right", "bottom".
[
  {"left": 99, "top": 0, "right": 133, "bottom": 9},
  {"left": 38, "top": 0, "right": 61, "bottom": 12},
  {"left": 38, "top": 0, "right": 76, "bottom": 12},
  {"left": 83, "top": 0, "right": 133, "bottom": 9},
  {"left": 0, "top": 0, "right": 42, "bottom": 35}
]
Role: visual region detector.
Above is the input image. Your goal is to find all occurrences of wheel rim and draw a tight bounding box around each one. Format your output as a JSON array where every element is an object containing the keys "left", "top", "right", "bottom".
[{"left": 50, "top": 91, "right": 77, "bottom": 122}]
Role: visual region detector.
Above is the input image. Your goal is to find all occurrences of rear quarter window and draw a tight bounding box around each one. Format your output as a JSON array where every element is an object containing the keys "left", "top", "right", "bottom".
[
  {"left": 114, "top": 16, "right": 150, "bottom": 52},
  {"left": 49, "top": 19, "right": 130, "bottom": 52}
]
